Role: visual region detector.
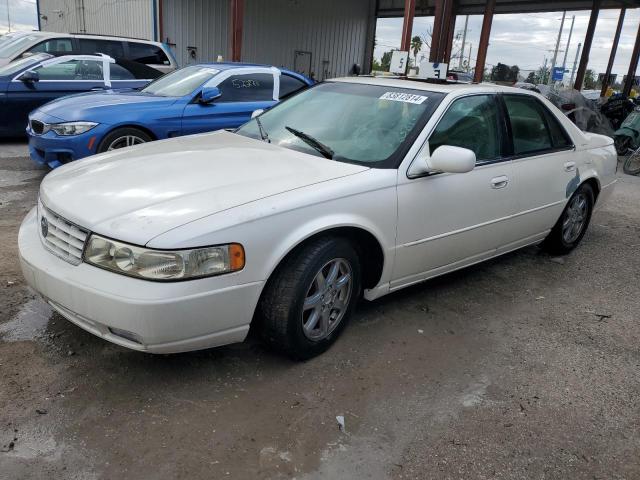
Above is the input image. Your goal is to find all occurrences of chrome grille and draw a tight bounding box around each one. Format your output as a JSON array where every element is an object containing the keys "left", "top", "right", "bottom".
[{"left": 38, "top": 199, "right": 89, "bottom": 265}]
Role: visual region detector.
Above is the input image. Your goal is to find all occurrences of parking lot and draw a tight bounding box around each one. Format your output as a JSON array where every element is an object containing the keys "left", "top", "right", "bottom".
[{"left": 0, "top": 140, "right": 637, "bottom": 479}]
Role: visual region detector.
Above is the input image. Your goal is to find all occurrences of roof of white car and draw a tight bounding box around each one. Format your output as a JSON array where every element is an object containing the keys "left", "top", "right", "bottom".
[
  {"left": 9, "top": 30, "right": 163, "bottom": 45},
  {"left": 331, "top": 76, "right": 531, "bottom": 96}
]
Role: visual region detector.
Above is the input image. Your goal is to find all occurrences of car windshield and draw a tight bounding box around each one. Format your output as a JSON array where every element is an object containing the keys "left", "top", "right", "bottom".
[
  {"left": 236, "top": 82, "right": 444, "bottom": 166},
  {"left": 0, "top": 53, "right": 50, "bottom": 77},
  {"left": 141, "top": 65, "right": 219, "bottom": 97},
  {"left": 0, "top": 33, "right": 42, "bottom": 58}
]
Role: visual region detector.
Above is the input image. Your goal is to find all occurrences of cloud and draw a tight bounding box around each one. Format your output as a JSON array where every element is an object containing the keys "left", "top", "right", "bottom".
[{"left": 0, "top": 0, "right": 38, "bottom": 34}]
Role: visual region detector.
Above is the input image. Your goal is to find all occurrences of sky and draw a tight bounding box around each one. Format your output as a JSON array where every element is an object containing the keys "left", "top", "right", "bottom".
[
  {"left": 0, "top": 1, "right": 638, "bottom": 78},
  {"left": 375, "top": 9, "right": 640, "bottom": 79}
]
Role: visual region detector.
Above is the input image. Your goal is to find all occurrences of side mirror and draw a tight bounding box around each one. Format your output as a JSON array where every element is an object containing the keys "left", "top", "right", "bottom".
[
  {"left": 408, "top": 145, "right": 476, "bottom": 177},
  {"left": 20, "top": 70, "right": 39, "bottom": 83},
  {"left": 200, "top": 86, "right": 221, "bottom": 104},
  {"left": 251, "top": 109, "right": 264, "bottom": 119}
]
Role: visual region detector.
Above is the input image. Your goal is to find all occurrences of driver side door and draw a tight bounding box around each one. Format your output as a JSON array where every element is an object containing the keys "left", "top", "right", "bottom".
[
  {"left": 393, "top": 94, "right": 518, "bottom": 289},
  {"left": 181, "top": 70, "right": 278, "bottom": 136}
]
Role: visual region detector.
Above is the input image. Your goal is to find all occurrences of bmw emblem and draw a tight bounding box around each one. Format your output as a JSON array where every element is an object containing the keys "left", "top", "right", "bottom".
[{"left": 41, "top": 216, "right": 48, "bottom": 238}]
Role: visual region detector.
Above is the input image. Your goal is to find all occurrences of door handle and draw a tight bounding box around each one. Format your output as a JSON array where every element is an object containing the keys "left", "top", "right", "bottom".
[
  {"left": 491, "top": 175, "right": 509, "bottom": 189},
  {"left": 564, "top": 161, "right": 576, "bottom": 172}
]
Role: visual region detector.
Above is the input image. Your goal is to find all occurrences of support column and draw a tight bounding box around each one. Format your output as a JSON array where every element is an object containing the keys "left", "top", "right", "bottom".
[
  {"left": 400, "top": 0, "right": 416, "bottom": 52},
  {"left": 623, "top": 20, "right": 640, "bottom": 97},
  {"left": 573, "top": 0, "right": 600, "bottom": 91},
  {"left": 443, "top": 5, "right": 456, "bottom": 65},
  {"left": 230, "top": 0, "right": 244, "bottom": 62},
  {"left": 473, "top": 0, "right": 495, "bottom": 83},
  {"left": 430, "top": 0, "right": 455, "bottom": 64},
  {"left": 601, "top": 8, "right": 625, "bottom": 97}
]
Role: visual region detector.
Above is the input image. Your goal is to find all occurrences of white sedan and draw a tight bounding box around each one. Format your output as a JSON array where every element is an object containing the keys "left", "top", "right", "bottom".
[{"left": 18, "top": 78, "right": 617, "bottom": 359}]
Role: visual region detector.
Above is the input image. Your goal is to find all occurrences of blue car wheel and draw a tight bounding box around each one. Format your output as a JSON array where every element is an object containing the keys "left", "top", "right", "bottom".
[{"left": 98, "top": 127, "right": 154, "bottom": 153}]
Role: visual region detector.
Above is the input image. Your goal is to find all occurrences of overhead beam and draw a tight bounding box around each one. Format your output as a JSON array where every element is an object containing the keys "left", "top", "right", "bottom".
[
  {"left": 573, "top": 0, "right": 600, "bottom": 90},
  {"left": 400, "top": 0, "right": 417, "bottom": 52},
  {"left": 230, "top": 0, "right": 244, "bottom": 62},
  {"left": 623, "top": 20, "right": 640, "bottom": 97},
  {"left": 600, "top": 8, "right": 625, "bottom": 97},
  {"left": 473, "top": 0, "right": 495, "bottom": 83}
]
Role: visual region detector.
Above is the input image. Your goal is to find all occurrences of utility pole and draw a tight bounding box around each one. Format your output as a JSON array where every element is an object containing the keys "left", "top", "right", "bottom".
[
  {"left": 561, "top": 15, "right": 575, "bottom": 83},
  {"left": 467, "top": 42, "right": 472, "bottom": 73},
  {"left": 459, "top": 15, "right": 469, "bottom": 70},
  {"left": 570, "top": 42, "right": 582, "bottom": 87},
  {"left": 548, "top": 11, "right": 566, "bottom": 84},
  {"left": 5, "top": 0, "right": 11, "bottom": 32},
  {"left": 542, "top": 57, "right": 548, "bottom": 83}
]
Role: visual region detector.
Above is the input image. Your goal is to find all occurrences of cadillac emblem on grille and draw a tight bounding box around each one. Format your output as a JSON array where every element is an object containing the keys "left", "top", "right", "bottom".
[{"left": 40, "top": 215, "right": 48, "bottom": 238}]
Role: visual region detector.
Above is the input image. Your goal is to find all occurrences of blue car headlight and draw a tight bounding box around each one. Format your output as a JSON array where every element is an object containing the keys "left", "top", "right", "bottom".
[{"left": 50, "top": 121, "right": 98, "bottom": 136}]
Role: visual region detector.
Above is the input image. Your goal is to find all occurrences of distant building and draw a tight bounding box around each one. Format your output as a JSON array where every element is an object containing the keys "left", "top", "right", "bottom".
[{"left": 36, "top": 0, "right": 377, "bottom": 79}]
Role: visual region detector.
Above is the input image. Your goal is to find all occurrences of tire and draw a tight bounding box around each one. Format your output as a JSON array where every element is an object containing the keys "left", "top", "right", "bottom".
[
  {"left": 259, "top": 237, "right": 362, "bottom": 360},
  {"left": 623, "top": 147, "right": 640, "bottom": 176},
  {"left": 97, "top": 127, "right": 153, "bottom": 153},
  {"left": 542, "top": 183, "right": 594, "bottom": 255}
]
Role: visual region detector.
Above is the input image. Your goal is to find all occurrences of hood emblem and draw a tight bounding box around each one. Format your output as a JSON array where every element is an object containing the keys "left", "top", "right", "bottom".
[{"left": 41, "top": 216, "right": 48, "bottom": 238}]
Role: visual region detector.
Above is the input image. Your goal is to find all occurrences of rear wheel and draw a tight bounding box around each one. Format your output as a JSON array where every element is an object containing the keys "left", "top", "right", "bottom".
[
  {"left": 259, "top": 237, "right": 361, "bottom": 360},
  {"left": 542, "top": 183, "right": 594, "bottom": 255},
  {"left": 97, "top": 127, "right": 152, "bottom": 153}
]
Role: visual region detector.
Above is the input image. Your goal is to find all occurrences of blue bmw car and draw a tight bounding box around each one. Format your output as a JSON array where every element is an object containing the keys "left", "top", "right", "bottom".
[
  {"left": 27, "top": 63, "right": 313, "bottom": 168},
  {"left": 0, "top": 53, "right": 161, "bottom": 138}
]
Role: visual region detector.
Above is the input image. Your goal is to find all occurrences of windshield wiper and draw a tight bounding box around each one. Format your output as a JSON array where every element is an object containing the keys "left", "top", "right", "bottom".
[
  {"left": 285, "top": 126, "right": 333, "bottom": 159},
  {"left": 255, "top": 116, "right": 270, "bottom": 143}
]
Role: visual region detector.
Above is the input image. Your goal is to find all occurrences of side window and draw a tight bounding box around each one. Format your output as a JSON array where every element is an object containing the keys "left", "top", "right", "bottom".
[
  {"left": 34, "top": 60, "right": 103, "bottom": 81},
  {"left": 110, "top": 64, "right": 135, "bottom": 80},
  {"left": 111, "top": 60, "right": 163, "bottom": 80},
  {"left": 28, "top": 38, "right": 73, "bottom": 55},
  {"left": 540, "top": 104, "right": 573, "bottom": 148},
  {"left": 79, "top": 39, "right": 125, "bottom": 58},
  {"left": 127, "top": 42, "right": 169, "bottom": 65},
  {"left": 279, "top": 74, "right": 307, "bottom": 99},
  {"left": 217, "top": 73, "right": 274, "bottom": 102},
  {"left": 503, "top": 95, "right": 554, "bottom": 155},
  {"left": 429, "top": 94, "right": 502, "bottom": 163}
]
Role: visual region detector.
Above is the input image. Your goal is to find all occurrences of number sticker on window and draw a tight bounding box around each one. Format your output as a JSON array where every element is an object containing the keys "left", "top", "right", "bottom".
[{"left": 379, "top": 92, "right": 428, "bottom": 104}]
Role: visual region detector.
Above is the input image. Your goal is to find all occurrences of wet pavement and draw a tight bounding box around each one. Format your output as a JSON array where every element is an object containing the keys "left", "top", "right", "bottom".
[{"left": 1, "top": 144, "right": 639, "bottom": 479}]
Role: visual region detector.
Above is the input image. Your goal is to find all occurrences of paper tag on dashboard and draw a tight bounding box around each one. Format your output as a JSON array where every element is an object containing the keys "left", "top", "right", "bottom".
[{"left": 379, "top": 92, "right": 428, "bottom": 104}]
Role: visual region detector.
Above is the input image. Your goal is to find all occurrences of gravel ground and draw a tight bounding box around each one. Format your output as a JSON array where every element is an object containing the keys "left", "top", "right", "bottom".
[{"left": 1, "top": 141, "right": 639, "bottom": 479}]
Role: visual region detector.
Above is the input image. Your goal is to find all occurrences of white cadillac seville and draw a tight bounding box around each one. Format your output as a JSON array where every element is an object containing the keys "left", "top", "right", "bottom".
[{"left": 19, "top": 77, "right": 617, "bottom": 359}]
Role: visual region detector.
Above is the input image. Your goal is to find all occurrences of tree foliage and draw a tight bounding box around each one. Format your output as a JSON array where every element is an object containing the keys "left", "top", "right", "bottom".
[{"left": 490, "top": 63, "right": 520, "bottom": 83}]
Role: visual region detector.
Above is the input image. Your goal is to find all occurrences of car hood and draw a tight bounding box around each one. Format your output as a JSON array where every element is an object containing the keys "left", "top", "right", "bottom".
[
  {"left": 36, "top": 91, "right": 177, "bottom": 122},
  {"left": 40, "top": 131, "right": 370, "bottom": 246}
]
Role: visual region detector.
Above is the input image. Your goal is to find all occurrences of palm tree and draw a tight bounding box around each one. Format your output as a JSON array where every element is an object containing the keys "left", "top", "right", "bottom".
[{"left": 410, "top": 35, "right": 423, "bottom": 65}]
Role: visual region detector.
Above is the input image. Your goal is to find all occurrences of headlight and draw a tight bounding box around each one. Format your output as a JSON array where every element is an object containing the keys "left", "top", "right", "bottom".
[
  {"left": 50, "top": 121, "right": 98, "bottom": 136},
  {"left": 83, "top": 234, "right": 245, "bottom": 281}
]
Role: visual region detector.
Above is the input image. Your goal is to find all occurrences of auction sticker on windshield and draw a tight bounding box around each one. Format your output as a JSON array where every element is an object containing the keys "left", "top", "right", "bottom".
[{"left": 379, "top": 92, "right": 428, "bottom": 104}]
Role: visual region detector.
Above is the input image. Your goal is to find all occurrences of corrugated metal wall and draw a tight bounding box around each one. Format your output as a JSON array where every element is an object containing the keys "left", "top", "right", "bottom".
[
  {"left": 161, "top": 0, "right": 229, "bottom": 67},
  {"left": 39, "top": 0, "right": 155, "bottom": 40},
  {"left": 242, "top": 0, "right": 375, "bottom": 79}
]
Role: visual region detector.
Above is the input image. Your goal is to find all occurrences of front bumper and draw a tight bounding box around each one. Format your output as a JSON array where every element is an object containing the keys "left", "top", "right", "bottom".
[
  {"left": 27, "top": 124, "right": 104, "bottom": 169},
  {"left": 18, "top": 207, "right": 262, "bottom": 353}
]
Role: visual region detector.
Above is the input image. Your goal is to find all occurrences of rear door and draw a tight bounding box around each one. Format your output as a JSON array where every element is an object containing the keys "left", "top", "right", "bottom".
[
  {"left": 7, "top": 57, "right": 106, "bottom": 135},
  {"left": 181, "top": 69, "right": 278, "bottom": 135},
  {"left": 499, "top": 93, "right": 577, "bottom": 247}
]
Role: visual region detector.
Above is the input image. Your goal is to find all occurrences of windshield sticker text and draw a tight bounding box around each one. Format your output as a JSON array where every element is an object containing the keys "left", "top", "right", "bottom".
[{"left": 379, "top": 92, "right": 428, "bottom": 104}]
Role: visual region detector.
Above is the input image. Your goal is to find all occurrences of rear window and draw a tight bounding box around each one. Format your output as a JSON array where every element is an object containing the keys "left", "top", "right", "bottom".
[
  {"left": 111, "top": 59, "right": 163, "bottom": 80},
  {"left": 126, "top": 42, "right": 169, "bottom": 65}
]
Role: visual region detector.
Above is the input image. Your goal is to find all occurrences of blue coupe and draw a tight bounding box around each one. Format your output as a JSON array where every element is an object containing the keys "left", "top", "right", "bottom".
[
  {"left": 0, "top": 53, "right": 161, "bottom": 138},
  {"left": 27, "top": 63, "right": 314, "bottom": 168}
]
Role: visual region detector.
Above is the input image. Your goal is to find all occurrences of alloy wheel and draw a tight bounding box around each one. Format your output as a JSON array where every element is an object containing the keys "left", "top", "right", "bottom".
[
  {"left": 107, "top": 135, "right": 146, "bottom": 150},
  {"left": 562, "top": 192, "right": 588, "bottom": 243},
  {"left": 302, "top": 258, "right": 353, "bottom": 341}
]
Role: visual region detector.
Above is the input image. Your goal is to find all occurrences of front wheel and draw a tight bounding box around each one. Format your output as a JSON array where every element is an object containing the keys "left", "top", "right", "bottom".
[
  {"left": 542, "top": 183, "right": 594, "bottom": 255},
  {"left": 259, "top": 237, "right": 361, "bottom": 360},
  {"left": 97, "top": 127, "right": 152, "bottom": 153}
]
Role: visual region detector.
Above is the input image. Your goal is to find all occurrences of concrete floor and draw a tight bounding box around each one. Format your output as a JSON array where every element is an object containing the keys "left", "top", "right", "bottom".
[{"left": 1, "top": 142, "right": 639, "bottom": 479}]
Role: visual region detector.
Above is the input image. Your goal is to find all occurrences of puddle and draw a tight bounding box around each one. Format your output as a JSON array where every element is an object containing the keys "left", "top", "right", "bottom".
[{"left": 0, "top": 299, "right": 53, "bottom": 342}]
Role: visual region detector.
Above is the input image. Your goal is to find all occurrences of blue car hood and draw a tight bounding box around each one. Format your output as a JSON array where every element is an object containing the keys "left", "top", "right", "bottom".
[{"left": 37, "top": 91, "right": 179, "bottom": 123}]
